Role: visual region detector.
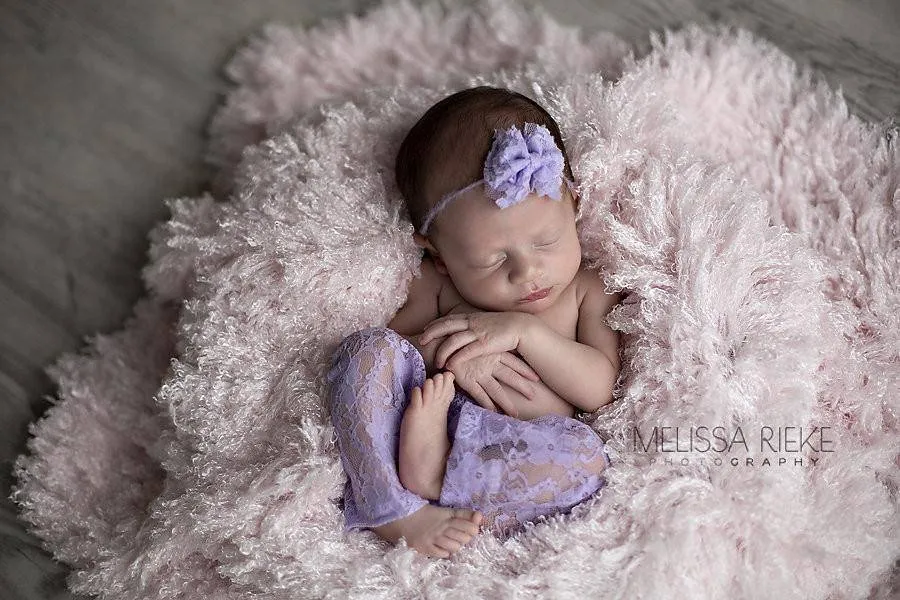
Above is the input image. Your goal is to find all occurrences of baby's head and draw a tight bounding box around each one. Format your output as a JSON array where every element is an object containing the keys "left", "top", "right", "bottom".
[{"left": 395, "top": 86, "right": 582, "bottom": 313}]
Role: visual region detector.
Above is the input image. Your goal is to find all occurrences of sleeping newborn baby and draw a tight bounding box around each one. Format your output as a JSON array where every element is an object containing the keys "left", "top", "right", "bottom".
[{"left": 327, "top": 86, "right": 621, "bottom": 559}]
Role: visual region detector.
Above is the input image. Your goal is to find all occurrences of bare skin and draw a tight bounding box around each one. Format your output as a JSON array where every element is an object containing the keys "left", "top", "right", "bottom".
[
  {"left": 398, "top": 372, "right": 455, "bottom": 500},
  {"left": 372, "top": 504, "right": 483, "bottom": 559},
  {"left": 383, "top": 371, "right": 485, "bottom": 559},
  {"left": 374, "top": 182, "right": 619, "bottom": 558}
]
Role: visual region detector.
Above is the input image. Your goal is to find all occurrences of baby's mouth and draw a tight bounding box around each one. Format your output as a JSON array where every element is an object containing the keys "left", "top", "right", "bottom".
[{"left": 519, "top": 286, "right": 552, "bottom": 302}]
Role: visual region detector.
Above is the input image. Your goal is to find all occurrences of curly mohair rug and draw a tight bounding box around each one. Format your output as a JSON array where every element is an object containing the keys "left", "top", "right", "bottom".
[{"left": 12, "top": 0, "right": 899, "bottom": 598}]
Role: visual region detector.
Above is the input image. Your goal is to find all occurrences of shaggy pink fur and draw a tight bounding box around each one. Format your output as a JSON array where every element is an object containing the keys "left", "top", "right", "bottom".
[{"left": 13, "top": 0, "right": 898, "bottom": 598}]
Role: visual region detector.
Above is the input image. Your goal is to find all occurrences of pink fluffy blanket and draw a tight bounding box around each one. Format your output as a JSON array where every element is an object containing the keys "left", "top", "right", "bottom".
[{"left": 13, "top": 0, "right": 899, "bottom": 598}]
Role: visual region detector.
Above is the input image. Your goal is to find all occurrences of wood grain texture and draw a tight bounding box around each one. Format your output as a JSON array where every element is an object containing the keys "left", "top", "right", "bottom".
[{"left": 1, "top": 0, "right": 897, "bottom": 598}]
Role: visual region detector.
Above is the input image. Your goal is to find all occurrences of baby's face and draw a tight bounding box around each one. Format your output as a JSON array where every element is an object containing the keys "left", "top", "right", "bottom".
[{"left": 420, "top": 185, "right": 582, "bottom": 314}]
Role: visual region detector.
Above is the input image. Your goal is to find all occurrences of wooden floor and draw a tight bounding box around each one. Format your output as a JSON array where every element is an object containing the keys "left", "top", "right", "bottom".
[{"left": 1, "top": 0, "right": 897, "bottom": 598}]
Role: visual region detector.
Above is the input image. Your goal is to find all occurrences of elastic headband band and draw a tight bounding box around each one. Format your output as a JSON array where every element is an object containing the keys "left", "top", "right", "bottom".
[{"left": 419, "top": 123, "right": 571, "bottom": 235}]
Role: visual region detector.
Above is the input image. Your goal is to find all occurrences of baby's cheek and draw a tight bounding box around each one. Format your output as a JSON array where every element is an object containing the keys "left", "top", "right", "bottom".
[{"left": 564, "top": 244, "right": 582, "bottom": 279}]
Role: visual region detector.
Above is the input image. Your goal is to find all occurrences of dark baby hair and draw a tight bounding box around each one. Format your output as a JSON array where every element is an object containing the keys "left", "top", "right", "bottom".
[{"left": 395, "top": 86, "right": 575, "bottom": 235}]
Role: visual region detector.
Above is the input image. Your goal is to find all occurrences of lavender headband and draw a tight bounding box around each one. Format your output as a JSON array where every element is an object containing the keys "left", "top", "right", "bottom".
[{"left": 419, "top": 123, "right": 572, "bottom": 235}]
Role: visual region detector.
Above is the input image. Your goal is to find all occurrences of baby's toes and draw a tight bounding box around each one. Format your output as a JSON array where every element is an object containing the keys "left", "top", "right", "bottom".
[
  {"left": 442, "top": 526, "right": 474, "bottom": 546},
  {"left": 435, "top": 533, "right": 463, "bottom": 554},
  {"left": 451, "top": 509, "right": 483, "bottom": 530},
  {"left": 409, "top": 386, "right": 423, "bottom": 409},
  {"left": 438, "top": 372, "right": 455, "bottom": 401}
]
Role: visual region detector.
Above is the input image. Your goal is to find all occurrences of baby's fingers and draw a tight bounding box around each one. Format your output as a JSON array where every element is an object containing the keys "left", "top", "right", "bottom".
[
  {"left": 499, "top": 353, "right": 540, "bottom": 381},
  {"left": 444, "top": 339, "right": 493, "bottom": 370},
  {"left": 482, "top": 378, "right": 518, "bottom": 418},
  {"left": 434, "top": 331, "right": 478, "bottom": 368},
  {"left": 419, "top": 316, "right": 468, "bottom": 345},
  {"left": 465, "top": 382, "right": 499, "bottom": 413},
  {"left": 495, "top": 364, "right": 537, "bottom": 400}
]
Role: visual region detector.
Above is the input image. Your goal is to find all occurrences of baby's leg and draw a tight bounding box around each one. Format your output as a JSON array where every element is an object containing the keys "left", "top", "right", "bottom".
[
  {"left": 398, "top": 372, "right": 455, "bottom": 500},
  {"left": 441, "top": 402, "right": 611, "bottom": 537},
  {"left": 326, "top": 327, "right": 482, "bottom": 557}
]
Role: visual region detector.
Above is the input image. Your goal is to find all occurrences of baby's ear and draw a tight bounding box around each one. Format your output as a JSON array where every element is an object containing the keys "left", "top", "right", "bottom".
[
  {"left": 431, "top": 254, "right": 449, "bottom": 275},
  {"left": 413, "top": 233, "right": 449, "bottom": 274},
  {"left": 413, "top": 232, "right": 442, "bottom": 255}
]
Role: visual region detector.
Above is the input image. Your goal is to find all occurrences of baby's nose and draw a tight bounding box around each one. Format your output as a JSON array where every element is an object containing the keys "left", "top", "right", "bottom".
[{"left": 509, "top": 257, "right": 541, "bottom": 284}]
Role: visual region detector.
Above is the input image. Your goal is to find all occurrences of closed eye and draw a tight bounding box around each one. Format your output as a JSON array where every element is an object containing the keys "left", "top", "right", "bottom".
[
  {"left": 537, "top": 237, "right": 560, "bottom": 247},
  {"left": 476, "top": 254, "right": 506, "bottom": 269}
]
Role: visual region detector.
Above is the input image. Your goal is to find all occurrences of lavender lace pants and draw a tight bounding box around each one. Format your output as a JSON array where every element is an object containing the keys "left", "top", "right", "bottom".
[{"left": 326, "top": 326, "right": 610, "bottom": 537}]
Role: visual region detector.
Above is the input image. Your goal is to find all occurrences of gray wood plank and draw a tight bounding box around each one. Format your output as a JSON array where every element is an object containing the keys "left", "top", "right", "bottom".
[{"left": 1, "top": 0, "right": 897, "bottom": 598}]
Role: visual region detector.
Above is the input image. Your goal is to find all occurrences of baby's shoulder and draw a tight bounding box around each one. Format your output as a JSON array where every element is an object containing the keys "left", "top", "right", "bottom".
[
  {"left": 417, "top": 256, "right": 473, "bottom": 316},
  {"left": 573, "top": 267, "right": 621, "bottom": 313},
  {"left": 421, "top": 256, "right": 465, "bottom": 314},
  {"left": 425, "top": 257, "right": 470, "bottom": 316},
  {"left": 415, "top": 256, "right": 450, "bottom": 307},
  {"left": 387, "top": 256, "right": 445, "bottom": 335}
]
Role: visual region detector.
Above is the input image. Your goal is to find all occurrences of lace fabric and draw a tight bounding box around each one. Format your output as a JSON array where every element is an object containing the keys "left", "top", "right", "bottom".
[{"left": 326, "top": 326, "right": 610, "bottom": 538}]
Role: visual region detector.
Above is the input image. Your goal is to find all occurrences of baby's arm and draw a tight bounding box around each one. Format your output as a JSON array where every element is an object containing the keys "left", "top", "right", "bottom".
[
  {"left": 443, "top": 349, "right": 576, "bottom": 419},
  {"left": 387, "top": 259, "right": 579, "bottom": 418},
  {"left": 387, "top": 258, "right": 454, "bottom": 377},
  {"left": 387, "top": 258, "right": 441, "bottom": 336},
  {"left": 515, "top": 275, "right": 622, "bottom": 413},
  {"left": 495, "top": 371, "right": 576, "bottom": 419}
]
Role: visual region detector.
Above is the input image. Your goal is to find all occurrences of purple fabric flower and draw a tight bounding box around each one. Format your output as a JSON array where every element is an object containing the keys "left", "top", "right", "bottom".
[
  {"left": 417, "top": 122, "right": 570, "bottom": 235},
  {"left": 483, "top": 123, "right": 566, "bottom": 208}
]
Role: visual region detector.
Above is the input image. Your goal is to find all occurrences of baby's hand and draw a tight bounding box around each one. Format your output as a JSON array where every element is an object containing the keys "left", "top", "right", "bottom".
[
  {"left": 445, "top": 351, "right": 540, "bottom": 418},
  {"left": 419, "top": 312, "right": 528, "bottom": 370}
]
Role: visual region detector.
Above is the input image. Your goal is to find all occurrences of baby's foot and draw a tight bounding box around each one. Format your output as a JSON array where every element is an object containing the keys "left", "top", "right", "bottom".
[
  {"left": 373, "top": 504, "right": 483, "bottom": 558},
  {"left": 398, "top": 372, "right": 455, "bottom": 500}
]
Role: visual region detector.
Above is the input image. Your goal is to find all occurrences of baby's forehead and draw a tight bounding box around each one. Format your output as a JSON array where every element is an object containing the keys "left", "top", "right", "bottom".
[{"left": 441, "top": 193, "right": 567, "bottom": 249}]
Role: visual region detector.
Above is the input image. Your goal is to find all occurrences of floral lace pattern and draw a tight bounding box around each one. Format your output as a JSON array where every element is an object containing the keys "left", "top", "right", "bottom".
[{"left": 326, "top": 327, "right": 610, "bottom": 538}]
